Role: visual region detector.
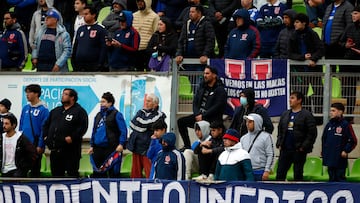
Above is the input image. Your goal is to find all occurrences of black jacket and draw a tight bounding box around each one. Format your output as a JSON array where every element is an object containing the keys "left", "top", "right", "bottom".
[
  {"left": 288, "top": 27, "right": 324, "bottom": 62},
  {"left": 43, "top": 103, "right": 88, "bottom": 153},
  {"left": 193, "top": 78, "right": 227, "bottom": 123},
  {"left": 176, "top": 16, "right": 215, "bottom": 58},
  {"left": 0, "top": 132, "right": 36, "bottom": 176},
  {"left": 147, "top": 31, "right": 178, "bottom": 57},
  {"left": 276, "top": 109, "right": 317, "bottom": 153}
]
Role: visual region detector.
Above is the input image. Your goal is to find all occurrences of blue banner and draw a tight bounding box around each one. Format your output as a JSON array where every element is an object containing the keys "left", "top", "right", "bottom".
[
  {"left": 210, "top": 59, "right": 289, "bottom": 117},
  {"left": 0, "top": 179, "right": 357, "bottom": 202}
]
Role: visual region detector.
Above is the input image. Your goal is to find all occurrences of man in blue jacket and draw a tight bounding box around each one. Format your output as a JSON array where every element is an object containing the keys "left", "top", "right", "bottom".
[
  {"left": 19, "top": 84, "right": 49, "bottom": 177},
  {"left": 0, "top": 12, "right": 28, "bottom": 71},
  {"left": 154, "top": 132, "right": 185, "bottom": 180}
]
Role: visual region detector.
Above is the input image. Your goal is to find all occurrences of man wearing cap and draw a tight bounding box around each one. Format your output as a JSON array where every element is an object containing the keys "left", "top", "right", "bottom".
[
  {"left": 215, "top": 128, "right": 254, "bottom": 181},
  {"left": 32, "top": 8, "right": 71, "bottom": 72},
  {"left": 177, "top": 66, "right": 227, "bottom": 151},
  {"left": 106, "top": 11, "right": 140, "bottom": 71},
  {"left": 241, "top": 113, "right": 274, "bottom": 181},
  {"left": 73, "top": 6, "right": 108, "bottom": 72},
  {"left": 276, "top": 91, "right": 317, "bottom": 181},
  {"left": 29, "top": 0, "right": 63, "bottom": 50},
  {"left": 0, "top": 98, "right": 12, "bottom": 134}
]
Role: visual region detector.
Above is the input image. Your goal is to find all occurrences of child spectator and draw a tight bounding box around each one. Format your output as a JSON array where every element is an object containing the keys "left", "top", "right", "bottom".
[
  {"left": 185, "top": 120, "right": 210, "bottom": 180},
  {"left": 154, "top": 132, "right": 186, "bottom": 180},
  {"left": 322, "top": 103, "right": 357, "bottom": 182},
  {"left": 147, "top": 119, "right": 167, "bottom": 179},
  {"left": 215, "top": 129, "right": 254, "bottom": 181},
  {"left": 192, "top": 120, "right": 225, "bottom": 181}
]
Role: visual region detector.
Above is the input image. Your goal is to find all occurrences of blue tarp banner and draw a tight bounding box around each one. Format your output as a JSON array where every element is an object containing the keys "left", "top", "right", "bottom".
[
  {"left": 0, "top": 179, "right": 357, "bottom": 202},
  {"left": 210, "top": 59, "right": 289, "bottom": 117}
]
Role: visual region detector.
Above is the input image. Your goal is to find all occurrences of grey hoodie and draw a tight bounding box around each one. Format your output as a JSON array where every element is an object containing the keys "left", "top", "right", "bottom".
[
  {"left": 240, "top": 113, "right": 274, "bottom": 172},
  {"left": 195, "top": 120, "right": 210, "bottom": 142}
]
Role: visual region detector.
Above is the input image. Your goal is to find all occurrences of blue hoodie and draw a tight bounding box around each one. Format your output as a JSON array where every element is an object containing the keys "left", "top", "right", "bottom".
[
  {"left": 19, "top": 100, "right": 49, "bottom": 148},
  {"left": 108, "top": 10, "right": 140, "bottom": 70},
  {"left": 154, "top": 132, "right": 185, "bottom": 180},
  {"left": 225, "top": 9, "right": 261, "bottom": 60}
]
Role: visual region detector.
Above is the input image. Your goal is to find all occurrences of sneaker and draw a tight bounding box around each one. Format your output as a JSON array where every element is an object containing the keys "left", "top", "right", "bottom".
[
  {"left": 207, "top": 174, "right": 214, "bottom": 181},
  {"left": 192, "top": 174, "right": 207, "bottom": 181}
]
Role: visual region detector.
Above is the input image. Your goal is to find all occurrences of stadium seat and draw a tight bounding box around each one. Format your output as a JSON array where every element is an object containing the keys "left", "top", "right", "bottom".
[
  {"left": 120, "top": 153, "right": 132, "bottom": 178},
  {"left": 22, "top": 54, "right": 36, "bottom": 72},
  {"left": 347, "top": 158, "right": 360, "bottom": 182},
  {"left": 40, "top": 154, "right": 52, "bottom": 177},
  {"left": 303, "top": 156, "right": 323, "bottom": 181},
  {"left": 292, "top": 4, "right": 307, "bottom": 14},
  {"left": 292, "top": 0, "right": 304, "bottom": 5},
  {"left": 313, "top": 27, "right": 322, "bottom": 40},
  {"left": 97, "top": 6, "right": 111, "bottom": 25},
  {"left": 179, "top": 76, "right": 193, "bottom": 100},
  {"left": 268, "top": 159, "right": 278, "bottom": 181},
  {"left": 79, "top": 154, "right": 93, "bottom": 177}
]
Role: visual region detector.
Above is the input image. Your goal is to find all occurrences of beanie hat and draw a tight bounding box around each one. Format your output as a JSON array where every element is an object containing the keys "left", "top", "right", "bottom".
[
  {"left": 223, "top": 129, "right": 240, "bottom": 143},
  {"left": 0, "top": 98, "right": 12, "bottom": 110}
]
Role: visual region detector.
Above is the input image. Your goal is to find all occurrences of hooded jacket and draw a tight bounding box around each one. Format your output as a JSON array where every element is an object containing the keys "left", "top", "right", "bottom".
[
  {"left": 240, "top": 113, "right": 274, "bottom": 172},
  {"left": 215, "top": 142, "right": 254, "bottom": 181},
  {"left": 19, "top": 100, "right": 49, "bottom": 149},
  {"left": 224, "top": 9, "right": 261, "bottom": 59},
  {"left": 154, "top": 132, "right": 185, "bottom": 180},
  {"left": 192, "top": 120, "right": 211, "bottom": 152},
  {"left": 102, "top": 0, "right": 127, "bottom": 37},
  {"left": 230, "top": 88, "right": 274, "bottom": 136},
  {"left": 132, "top": 0, "right": 159, "bottom": 50},
  {"left": 108, "top": 11, "right": 140, "bottom": 70},
  {"left": 0, "top": 22, "right": 28, "bottom": 69},
  {"left": 341, "top": 19, "right": 360, "bottom": 59},
  {"left": 29, "top": 0, "right": 63, "bottom": 49},
  {"left": 274, "top": 9, "right": 296, "bottom": 59},
  {"left": 32, "top": 23, "right": 71, "bottom": 72}
]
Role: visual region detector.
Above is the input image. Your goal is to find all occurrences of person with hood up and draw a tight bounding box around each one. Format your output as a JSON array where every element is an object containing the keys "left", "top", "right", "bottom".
[
  {"left": 31, "top": 8, "right": 71, "bottom": 72},
  {"left": 240, "top": 113, "right": 274, "bottom": 181},
  {"left": 146, "top": 16, "right": 178, "bottom": 71},
  {"left": 188, "top": 120, "right": 210, "bottom": 180},
  {"left": 88, "top": 92, "right": 127, "bottom": 178},
  {"left": 274, "top": 9, "right": 297, "bottom": 59},
  {"left": 224, "top": 8, "right": 261, "bottom": 60},
  {"left": 19, "top": 84, "right": 49, "bottom": 178},
  {"left": 132, "top": 0, "right": 159, "bottom": 71},
  {"left": 106, "top": 11, "right": 140, "bottom": 71},
  {"left": 192, "top": 120, "right": 225, "bottom": 181},
  {"left": 0, "top": 11, "right": 28, "bottom": 71},
  {"left": 154, "top": 132, "right": 185, "bottom": 180},
  {"left": 215, "top": 128, "right": 254, "bottom": 181},
  {"left": 29, "top": 0, "right": 63, "bottom": 50},
  {"left": 230, "top": 88, "right": 274, "bottom": 137},
  {"left": 102, "top": 0, "right": 127, "bottom": 38}
]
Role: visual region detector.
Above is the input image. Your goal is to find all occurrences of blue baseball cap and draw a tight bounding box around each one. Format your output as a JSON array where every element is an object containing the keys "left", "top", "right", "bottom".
[{"left": 46, "top": 9, "right": 60, "bottom": 21}]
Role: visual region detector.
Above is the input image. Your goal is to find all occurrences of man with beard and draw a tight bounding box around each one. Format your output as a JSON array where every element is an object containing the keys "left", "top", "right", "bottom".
[
  {"left": 0, "top": 12, "right": 28, "bottom": 71},
  {"left": 177, "top": 66, "right": 227, "bottom": 150},
  {"left": 43, "top": 88, "right": 88, "bottom": 177}
]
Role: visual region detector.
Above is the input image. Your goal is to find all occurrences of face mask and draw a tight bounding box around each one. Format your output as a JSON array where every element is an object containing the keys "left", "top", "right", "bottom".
[{"left": 240, "top": 97, "right": 248, "bottom": 106}]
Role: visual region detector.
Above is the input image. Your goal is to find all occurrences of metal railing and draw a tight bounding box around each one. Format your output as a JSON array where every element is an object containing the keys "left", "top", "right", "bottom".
[{"left": 171, "top": 58, "right": 360, "bottom": 131}]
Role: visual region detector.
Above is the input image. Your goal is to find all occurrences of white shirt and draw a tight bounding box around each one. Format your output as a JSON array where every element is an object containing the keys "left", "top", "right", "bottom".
[{"left": 2, "top": 131, "right": 21, "bottom": 173}]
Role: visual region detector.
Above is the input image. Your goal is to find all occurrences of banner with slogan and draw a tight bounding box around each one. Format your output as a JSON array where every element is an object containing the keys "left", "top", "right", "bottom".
[
  {"left": 0, "top": 179, "right": 358, "bottom": 202},
  {"left": 0, "top": 74, "right": 172, "bottom": 138},
  {"left": 210, "top": 59, "right": 290, "bottom": 117}
]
